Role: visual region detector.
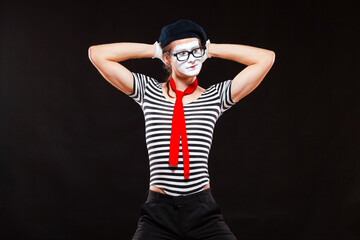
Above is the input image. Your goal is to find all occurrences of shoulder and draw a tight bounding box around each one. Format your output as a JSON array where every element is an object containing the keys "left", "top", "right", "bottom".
[
  {"left": 208, "top": 80, "right": 232, "bottom": 93},
  {"left": 132, "top": 72, "right": 161, "bottom": 85}
]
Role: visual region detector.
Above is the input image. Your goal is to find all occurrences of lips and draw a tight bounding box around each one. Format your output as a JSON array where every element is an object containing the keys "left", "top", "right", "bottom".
[
  {"left": 177, "top": 61, "right": 202, "bottom": 77},
  {"left": 188, "top": 65, "right": 197, "bottom": 69}
]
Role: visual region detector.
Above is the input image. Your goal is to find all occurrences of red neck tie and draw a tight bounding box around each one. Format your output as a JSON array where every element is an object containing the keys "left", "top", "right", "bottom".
[{"left": 169, "top": 77, "right": 198, "bottom": 179}]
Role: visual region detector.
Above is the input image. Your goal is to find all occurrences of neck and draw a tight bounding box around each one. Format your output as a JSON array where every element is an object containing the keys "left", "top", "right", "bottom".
[{"left": 171, "top": 74, "right": 197, "bottom": 92}]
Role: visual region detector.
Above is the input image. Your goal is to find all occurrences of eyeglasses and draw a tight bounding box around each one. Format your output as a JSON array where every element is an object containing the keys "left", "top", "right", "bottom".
[{"left": 166, "top": 47, "right": 206, "bottom": 62}]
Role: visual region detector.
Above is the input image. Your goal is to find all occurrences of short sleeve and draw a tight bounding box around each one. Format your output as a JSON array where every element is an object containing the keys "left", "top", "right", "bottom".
[
  {"left": 127, "top": 72, "right": 152, "bottom": 106},
  {"left": 214, "top": 79, "right": 239, "bottom": 116}
]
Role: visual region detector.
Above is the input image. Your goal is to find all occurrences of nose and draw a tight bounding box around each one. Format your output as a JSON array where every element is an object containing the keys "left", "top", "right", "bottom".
[{"left": 187, "top": 53, "right": 196, "bottom": 63}]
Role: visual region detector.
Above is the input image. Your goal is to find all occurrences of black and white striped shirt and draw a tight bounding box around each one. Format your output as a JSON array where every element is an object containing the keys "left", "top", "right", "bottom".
[{"left": 127, "top": 72, "right": 238, "bottom": 196}]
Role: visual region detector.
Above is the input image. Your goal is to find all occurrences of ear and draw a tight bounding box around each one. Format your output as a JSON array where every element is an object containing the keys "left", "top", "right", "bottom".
[{"left": 163, "top": 53, "right": 172, "bottom": 66}]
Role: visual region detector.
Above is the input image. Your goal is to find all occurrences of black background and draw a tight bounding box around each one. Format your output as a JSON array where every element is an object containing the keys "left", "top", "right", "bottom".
[{"left": 1, "top": 0, "right": 359, "bottom": 239}]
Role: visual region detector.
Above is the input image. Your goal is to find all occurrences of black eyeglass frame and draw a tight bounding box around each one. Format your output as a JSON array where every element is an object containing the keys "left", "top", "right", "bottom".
[{"left": 166, "top": 46, "right": 206, "bottom": 62}]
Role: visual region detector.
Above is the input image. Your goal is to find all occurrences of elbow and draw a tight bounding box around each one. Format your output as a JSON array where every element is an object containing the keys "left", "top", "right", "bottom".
[
  {"left": 261, "top": 50, "right": 275, "bottom": 68},
  {"left": 271, "top": 51, "right": 276, "bottom": 63},
  {"left": 88, "top": 45, "right": 105, "bottom": 65},
  {"left": 88, "top": 45, "right": 98, "bottom": 62},
  {"left": 267, "top": 50, "right": 276, "bottom": 64}
]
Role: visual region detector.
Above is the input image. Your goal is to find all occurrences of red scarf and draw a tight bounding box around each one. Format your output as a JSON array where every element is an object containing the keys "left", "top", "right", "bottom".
[{"left": 168, "top": 77, "right": 198, "bottom": 179}]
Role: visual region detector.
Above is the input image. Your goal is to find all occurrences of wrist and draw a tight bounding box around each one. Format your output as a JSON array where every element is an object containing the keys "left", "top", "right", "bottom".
[
  {"left": 129, "top": 43, "right": 156, "bottom": 58},
  {"left": 207, "top": 42, "right": 218, "bottom": 58},
  {"left": 143, "top": 43, "right": 156, "bottom": 58},
  {"left": 152, "top": 42, "right": 157, "bottom": 58},
  {"left": 153, "top": 41, "right": 165, "bottom": 63}
]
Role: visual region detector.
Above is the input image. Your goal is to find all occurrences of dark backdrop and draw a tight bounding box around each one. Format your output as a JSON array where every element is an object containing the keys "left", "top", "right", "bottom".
[{"left": 1, "top": 0, "right": 359, "bottom": 239}]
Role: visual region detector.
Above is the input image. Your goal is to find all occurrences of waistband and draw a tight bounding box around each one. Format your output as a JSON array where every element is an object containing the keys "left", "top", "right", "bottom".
[{"left": 146, "top": 188, "right": 215, "bottom": 205}]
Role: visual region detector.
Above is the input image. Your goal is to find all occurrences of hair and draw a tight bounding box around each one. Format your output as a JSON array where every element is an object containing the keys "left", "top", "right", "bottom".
[{"left": 162, "top": 44, "right": 175, "bottom": 99}]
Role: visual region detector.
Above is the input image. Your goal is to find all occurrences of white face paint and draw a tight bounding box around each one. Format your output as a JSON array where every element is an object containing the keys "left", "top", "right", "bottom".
[{"left": 172, "top": 40, "right": 203, "bottom": 77}]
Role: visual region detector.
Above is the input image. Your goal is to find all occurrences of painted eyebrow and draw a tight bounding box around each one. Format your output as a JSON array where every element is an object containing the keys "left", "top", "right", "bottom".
[
  {"left": 173, "top": 41, "right": 200, "bottom": 52},
  {"left": 174, "top": 45, "right": 200, "bottom": 53}
]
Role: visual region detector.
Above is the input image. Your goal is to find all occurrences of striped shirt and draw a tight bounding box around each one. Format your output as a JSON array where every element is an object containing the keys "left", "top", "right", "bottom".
[{"left": 127, "top": 72, "right": 238, "bottom": 196}]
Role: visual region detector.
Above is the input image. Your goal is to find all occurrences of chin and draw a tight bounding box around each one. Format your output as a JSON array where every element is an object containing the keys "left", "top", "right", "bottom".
[
  {"left": 185, "top": 73, "right": 199, "bottom": 77},
  {"left": 184, "top": 68, "right": 202, "bottom": 77}
]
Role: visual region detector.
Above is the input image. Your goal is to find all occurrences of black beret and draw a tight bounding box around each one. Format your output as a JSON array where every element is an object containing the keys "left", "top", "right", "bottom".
[{"left": 159, "top": 19, "right": 207, "bottom": 48}]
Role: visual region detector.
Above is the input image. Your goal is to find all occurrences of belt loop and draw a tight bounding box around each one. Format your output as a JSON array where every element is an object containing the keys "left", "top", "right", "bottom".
[
  {"left": 145, "top": 189, "right": 149, "bottom": 202},
  {"left": 155, "top": 192, "right": 159, "bottom": 203},
  {"left": 156, "top": 191, "right": 160, "bottom": 203},
  {"left": 197, "top": 192, "right": 203, "bottom": 203}
]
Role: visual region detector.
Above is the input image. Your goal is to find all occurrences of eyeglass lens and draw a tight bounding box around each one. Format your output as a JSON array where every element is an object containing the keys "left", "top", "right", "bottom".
[{"left": 176, "top": 48, "right": 204, "bottom": 61}]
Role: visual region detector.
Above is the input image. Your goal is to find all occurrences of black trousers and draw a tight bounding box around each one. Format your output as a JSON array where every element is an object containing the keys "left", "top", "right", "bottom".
[{"left": 132, "top": 188, "right": 236, "bottom": 240}]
